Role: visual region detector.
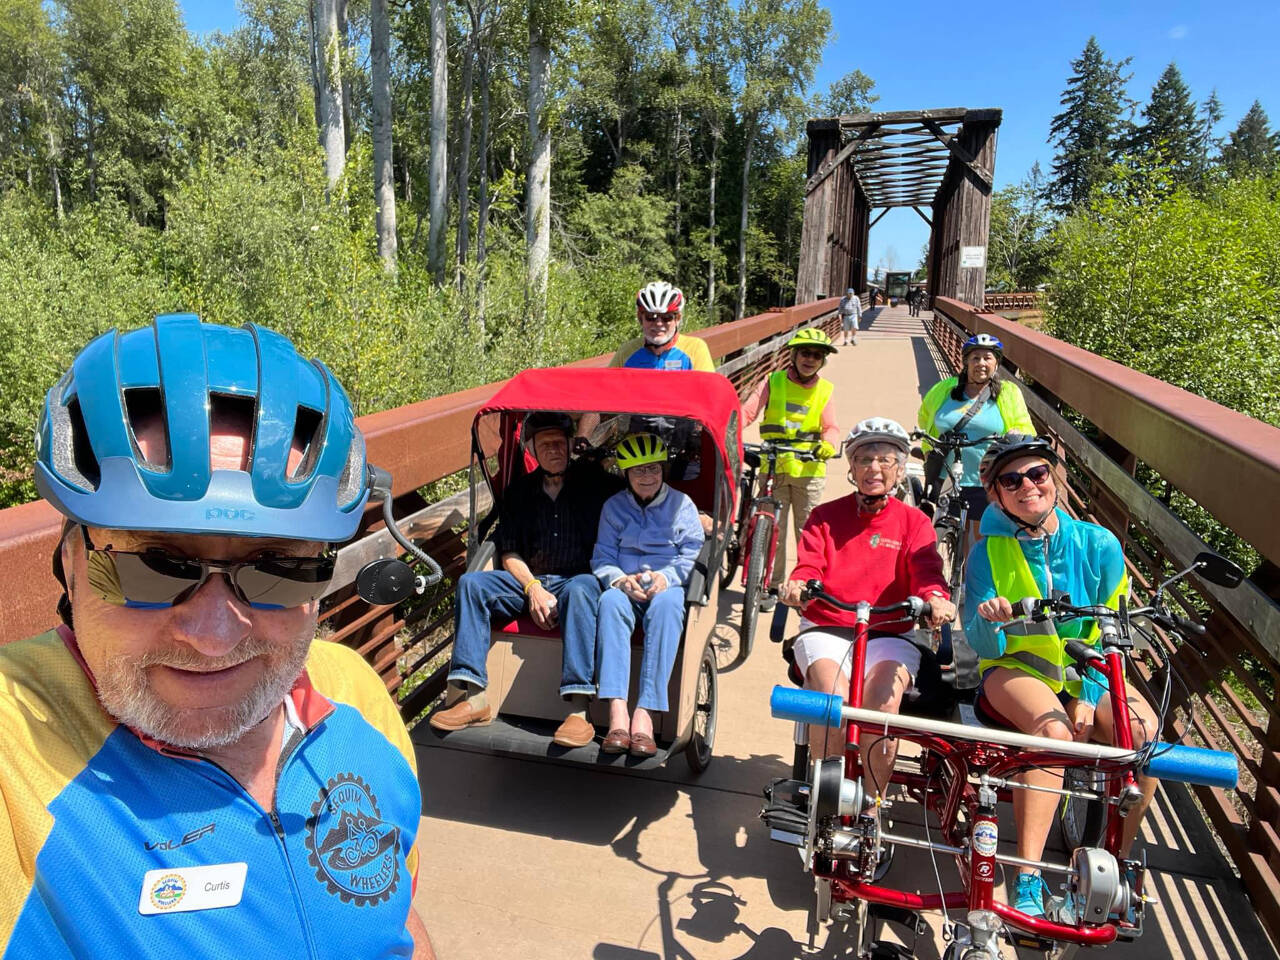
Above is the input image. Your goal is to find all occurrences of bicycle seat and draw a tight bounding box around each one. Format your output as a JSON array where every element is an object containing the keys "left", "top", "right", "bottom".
[{"left": 744, "top": 449, "right": 762, "bottom": 469}]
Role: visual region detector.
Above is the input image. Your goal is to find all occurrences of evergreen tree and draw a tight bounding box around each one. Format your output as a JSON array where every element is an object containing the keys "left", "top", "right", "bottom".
[
  {"left": 1220, "top": 101, "right": 1280, "bottom": 177},
  {"left": 1133, "top": 63, "right": 1199, "bottom": 183},
  {"left": 1046, "top": 36, "right": 1132, "bottom": 210},
  {"left": 1198, "top": 88, "right": 1225, "bottom": 174}
]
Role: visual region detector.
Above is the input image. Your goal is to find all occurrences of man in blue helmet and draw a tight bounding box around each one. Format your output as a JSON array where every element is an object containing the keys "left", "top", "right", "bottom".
[{"left": 0, "top": 314, "right": 435, "bottom": 958}]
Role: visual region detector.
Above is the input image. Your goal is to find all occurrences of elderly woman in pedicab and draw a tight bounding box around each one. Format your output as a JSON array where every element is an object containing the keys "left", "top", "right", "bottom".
[
  {"left": 781, "top": 418, "right": 956, "bottom": 804},
  {"left": 964, "top": 434, "right": 1160, "bottom": 918},
  {"left": 592, "top": 432, "right": 705, "bottom": 758}
]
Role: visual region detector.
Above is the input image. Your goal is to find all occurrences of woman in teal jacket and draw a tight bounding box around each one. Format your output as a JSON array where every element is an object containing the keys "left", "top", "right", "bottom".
[
  {"left": 917, "top": 334, "right": 1034, "bottom": 536},
  {"left": 963, "top": 435, "right": 1158, "bottom": 919}
]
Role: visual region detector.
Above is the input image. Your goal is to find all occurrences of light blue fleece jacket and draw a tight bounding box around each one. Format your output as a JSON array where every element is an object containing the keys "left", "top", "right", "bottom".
[
  {"left": 963, "top": 505, "right": 1127, "bottom": 707},
  {"left": 592, "top": 484, "right": 704, "bottom": 589}
]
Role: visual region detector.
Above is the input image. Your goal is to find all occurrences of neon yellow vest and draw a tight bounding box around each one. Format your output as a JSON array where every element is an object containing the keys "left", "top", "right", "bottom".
[
  {"left": 981, "top": 536, "right": 1083, "bottom": 696},
  {"left": 759, "top": 370, "right": 834, "bottom": 478}
]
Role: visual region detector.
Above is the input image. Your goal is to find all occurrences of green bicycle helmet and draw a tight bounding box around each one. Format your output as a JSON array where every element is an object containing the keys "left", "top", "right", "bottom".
[
  {"left": 785, "top": 327, "right": 837, "bottom": 354},
  {"left": 615, "top": 432, "right": 668, "bottom": 470}
]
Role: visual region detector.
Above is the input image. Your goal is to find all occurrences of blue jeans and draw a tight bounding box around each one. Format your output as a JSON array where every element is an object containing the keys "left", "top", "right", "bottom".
[
  {"left": 448, "top": 570, "right": 600, "bottom": 697},
  {"left": 596, "top": 586, "right": 684, "bottom": 712}
]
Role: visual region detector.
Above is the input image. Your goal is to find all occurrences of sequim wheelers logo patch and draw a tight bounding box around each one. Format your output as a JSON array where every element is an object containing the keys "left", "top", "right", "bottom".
[
  {"left": 306, "top": 772, "right": 401, "bottom": 905},
  {"left": 149, "top": 873, "right": 187, "bottom": 911}
]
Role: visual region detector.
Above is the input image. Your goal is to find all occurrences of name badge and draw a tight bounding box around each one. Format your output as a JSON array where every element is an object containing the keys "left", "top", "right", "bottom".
[{"left": 138, "top": 862, "right": 247, "bottom": 915}]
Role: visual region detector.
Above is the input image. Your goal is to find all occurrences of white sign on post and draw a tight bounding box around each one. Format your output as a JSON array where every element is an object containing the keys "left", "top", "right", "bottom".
[{"left": 960, "top": 245, "right": 986, "bottom": 268}]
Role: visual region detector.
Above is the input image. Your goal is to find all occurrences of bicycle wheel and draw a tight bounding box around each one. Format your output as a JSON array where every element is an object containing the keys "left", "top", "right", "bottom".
[
  {"left": 684, "top": 643, "right": 718, "bottom": 773},
  {"left": 718, "top": 535, "right": 741, "bottom": 591},
  {"left": 739, "top": 514, "right": 774, "bottom": 664},
  {"left": 935, "top": 526, "right": 959, "bottom": 589},
  {"left": 1059, "top": 768, "right": 1107, "bottom": 851}
]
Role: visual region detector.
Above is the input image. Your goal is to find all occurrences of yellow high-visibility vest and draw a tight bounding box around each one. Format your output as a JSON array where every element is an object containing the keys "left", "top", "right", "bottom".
[{"left": 759, "top": 370, "right": 834, "bottom": 478}]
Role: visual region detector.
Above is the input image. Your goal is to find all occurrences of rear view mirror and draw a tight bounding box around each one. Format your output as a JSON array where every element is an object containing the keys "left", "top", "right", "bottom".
[
  {"left": 357, "top": 557, "right": 419, "bottom": 606},
  {"left": 1193, "top": 551, "right": 1245, "bottom": 589}
]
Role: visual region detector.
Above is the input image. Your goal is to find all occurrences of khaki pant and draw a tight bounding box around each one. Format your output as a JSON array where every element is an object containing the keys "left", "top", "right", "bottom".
[{"left": 769, "top": 474, "right": 827, "bottom": 588}]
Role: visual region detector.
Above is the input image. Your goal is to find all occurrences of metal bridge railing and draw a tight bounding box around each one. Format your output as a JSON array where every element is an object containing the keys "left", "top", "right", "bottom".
[{"left": 932, "top": 295, "right": 1280, "bottom": 943}]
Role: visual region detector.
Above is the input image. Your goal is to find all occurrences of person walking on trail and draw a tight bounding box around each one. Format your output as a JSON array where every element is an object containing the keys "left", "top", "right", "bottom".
[
  {"left": 1, "top": 314, "right": 436, "bottom": 958},
  {"left": 430, "top": 412, "right": 622, "bottom": 747},
  {"left": 740, "top": 328, "right": 841, "bottom": 613},
  {"left": 838, "top": 287, "right": 862, "bottom": 346},
  {"left": 608, "top": 281, "right": 714, "bottom": 371}
]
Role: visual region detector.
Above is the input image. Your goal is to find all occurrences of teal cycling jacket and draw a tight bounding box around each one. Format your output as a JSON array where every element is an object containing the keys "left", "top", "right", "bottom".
[{"left": 963, "top": 506, "right": 1128, "bottom": 707}]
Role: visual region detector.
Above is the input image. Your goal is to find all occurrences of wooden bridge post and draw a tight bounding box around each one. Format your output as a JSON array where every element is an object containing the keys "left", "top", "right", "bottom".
[
  {"left": 952, "top": 113, "right": 998, "bottom": 309},
  {"left": 795, "top": 120, "right": 841, "bottom": 302}
]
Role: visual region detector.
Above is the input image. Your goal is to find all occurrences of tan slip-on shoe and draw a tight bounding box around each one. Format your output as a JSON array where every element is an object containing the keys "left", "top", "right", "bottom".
[
  {"left": 551, "top": 714, "right": 596, "bottom": 748},
  {"left": 428, "top": 698, "right": 492, "bottom": 731}
]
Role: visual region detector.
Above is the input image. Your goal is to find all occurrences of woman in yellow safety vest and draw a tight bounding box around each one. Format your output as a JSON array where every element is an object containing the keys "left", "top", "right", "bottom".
[
  {"left": 740, "top": 328, "right": 842, "bottom": 606},
  {"left": 963, "top": 434, "right": 1159, "bottom": 920}
]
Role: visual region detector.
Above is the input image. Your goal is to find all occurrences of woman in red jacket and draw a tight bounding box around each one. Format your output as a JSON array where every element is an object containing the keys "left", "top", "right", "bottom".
[{"left": 782, "top": 418, "right": 956, "bottom": 803}]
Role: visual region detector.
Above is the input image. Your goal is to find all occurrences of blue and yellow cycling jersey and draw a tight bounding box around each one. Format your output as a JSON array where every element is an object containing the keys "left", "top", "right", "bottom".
[
  {"left": 0, "top": 628, "right": 421, "bottom": 958},
  {"left": 608, "top": 334, "right": 715, "bottom": 371}
]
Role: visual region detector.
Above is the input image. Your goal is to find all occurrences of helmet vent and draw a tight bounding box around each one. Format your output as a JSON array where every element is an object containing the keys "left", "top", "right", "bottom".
[
  {"left": 335, "top": 428, "right": 365, "bottom": 508},
  {"left": 123, "top": 388, "right": 169, "bottom": 471},
  {"left": 290, "top": 406, "right": 324, "bottom": 481},
  {"left": 61, "top": 398, "right": 101, "bottom": 491}
]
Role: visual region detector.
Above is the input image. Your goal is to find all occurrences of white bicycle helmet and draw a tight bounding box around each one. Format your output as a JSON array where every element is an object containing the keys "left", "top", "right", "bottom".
[
  {"left": 845, "top": 417, "right": 911, "bottom": 457},
  {"left": 636, "top": 281, "right": 684, "bottom": 316}
]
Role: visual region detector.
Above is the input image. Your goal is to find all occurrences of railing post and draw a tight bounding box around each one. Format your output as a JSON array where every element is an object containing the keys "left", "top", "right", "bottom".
[{"left": 1089, "top": 431, "right": 1137, "bottom": 548}]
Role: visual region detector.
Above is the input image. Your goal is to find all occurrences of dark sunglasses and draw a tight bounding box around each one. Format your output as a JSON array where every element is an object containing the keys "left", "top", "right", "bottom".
[
  {"left": 795, "top": 348, "right": 827, "bottom": 360},
  {"left": 76, "top": 527, "right": 333, "bottom": 610},
  {"left": 996, "top": 463, "right": 1053, "bottom": 492}
]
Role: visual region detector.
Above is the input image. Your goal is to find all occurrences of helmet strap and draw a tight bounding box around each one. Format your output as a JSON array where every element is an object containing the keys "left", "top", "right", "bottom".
[{"left": 998, "top": 489, "right": 1058, "bottom": 537}]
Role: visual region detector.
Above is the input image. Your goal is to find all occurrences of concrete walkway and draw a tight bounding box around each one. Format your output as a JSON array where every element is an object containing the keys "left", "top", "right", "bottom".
[{"left": 411, "top": 305, "right": 1275, "bottom": 960}]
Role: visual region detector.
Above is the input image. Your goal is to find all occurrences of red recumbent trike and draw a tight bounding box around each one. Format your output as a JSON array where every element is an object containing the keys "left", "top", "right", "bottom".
[{"left": 761, "top": 551, "right": 1243, "bottom": 959}]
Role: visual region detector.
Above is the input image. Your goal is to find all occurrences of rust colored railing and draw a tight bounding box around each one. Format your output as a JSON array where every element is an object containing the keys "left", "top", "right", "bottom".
[
  {"left": 933, "top": 295, "right": 1280, "bottom": 942},
  {"left": 981, "top": 291, "right": 1040, "bottom": 311}
]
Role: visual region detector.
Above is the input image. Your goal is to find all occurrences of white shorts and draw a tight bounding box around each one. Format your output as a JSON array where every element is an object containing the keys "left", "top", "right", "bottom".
[
  {"left": 792, "top": 625, "right": 922, "bottom": 686},
  {"left": 841, "top": 314, "right": 860, "bottom": 331}
]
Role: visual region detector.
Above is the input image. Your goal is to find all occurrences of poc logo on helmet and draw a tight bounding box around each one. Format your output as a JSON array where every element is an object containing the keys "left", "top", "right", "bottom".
[{"left": 206, "top": 507, "right": 256, "bottom": 522}]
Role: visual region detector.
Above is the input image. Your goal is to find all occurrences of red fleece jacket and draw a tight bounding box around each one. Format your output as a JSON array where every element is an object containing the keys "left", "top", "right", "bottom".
[{"left": 789, "top": 494, "right": 950, "bottom": 629}]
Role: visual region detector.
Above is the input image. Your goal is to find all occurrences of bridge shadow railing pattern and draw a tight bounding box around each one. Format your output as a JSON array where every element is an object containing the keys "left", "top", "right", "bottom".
[{"left": 932, "top": 295, "right": 1280, "bottom": 946}]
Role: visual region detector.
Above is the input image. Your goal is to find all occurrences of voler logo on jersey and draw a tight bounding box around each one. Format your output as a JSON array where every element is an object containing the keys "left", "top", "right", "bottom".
[{"left": 306, "top": 772, "right": 401, "bottom": 905}]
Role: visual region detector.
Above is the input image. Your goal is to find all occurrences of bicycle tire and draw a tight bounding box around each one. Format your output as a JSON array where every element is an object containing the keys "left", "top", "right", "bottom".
[
  {"left": 739, "top": 515, "right": 774, "bottom": 664},
  {"left": 936, "top": 527, "right": 959, "bottom": 590},
  {"left": 1059, "top": 768, "right": 1107, "bottom": 851},
  {"left": 684, "top": 643, "right": 718, "bottom": 773},
  {"left": 718, "top": 537, "right": 741, "bottom": 591}
]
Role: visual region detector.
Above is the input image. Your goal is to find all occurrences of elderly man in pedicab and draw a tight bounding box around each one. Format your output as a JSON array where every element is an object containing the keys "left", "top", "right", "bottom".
[{"left": 429, "top": 411, "right": 622, "bottom": 747}]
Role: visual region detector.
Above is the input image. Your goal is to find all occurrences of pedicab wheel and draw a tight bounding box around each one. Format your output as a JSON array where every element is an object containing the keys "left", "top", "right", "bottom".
[
  {"left": 1059, "top": 767, "right": 1107, "bottom": 851},
  {"left": 738, "top": 515, "right": 773, "bottom": 664},
  {"left": 684, "top": 643, "right": 718, "bottom": 773}
]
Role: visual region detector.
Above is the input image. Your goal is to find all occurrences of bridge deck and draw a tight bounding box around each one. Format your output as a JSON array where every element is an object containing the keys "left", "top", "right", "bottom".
[{"left": 410, "top": 305, "right": 1275, "bottom": 959}]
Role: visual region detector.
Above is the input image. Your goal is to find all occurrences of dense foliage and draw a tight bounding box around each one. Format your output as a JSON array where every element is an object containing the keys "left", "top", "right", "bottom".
[{"left": 0, "top": 0, "right": 860, "bottom": 508}]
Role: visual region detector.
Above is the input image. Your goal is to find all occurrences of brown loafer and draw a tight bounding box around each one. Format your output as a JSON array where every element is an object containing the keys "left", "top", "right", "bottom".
[
  {"left": 552, "top": 714, "right": 595, "bottom": 748},
  {"left": 601, "top": 729, "right": 631, "bottom": 754},
  {"left": 629, "top": 731, "right": 657, "bottom": 758},
  {"left": 428, "top": 698, "right": 492, "bottom": 732}
]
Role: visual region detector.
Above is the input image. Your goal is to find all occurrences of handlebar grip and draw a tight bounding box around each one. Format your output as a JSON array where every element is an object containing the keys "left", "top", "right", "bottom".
[
  {"left": 1064, "top": 638, "right": 1104, "bottom": 668},
  {"left": 804, "top": 579, "right": 824, "bottom": 598},
  {"left": 1177, "top": 617, "right": 1207, "bottom": 636},
  {"left": 770, "top": 686, "right": 844, "bottom": 729},
  {"left": 1143, "top": 744, "right": 1238, "bottom": 789}
]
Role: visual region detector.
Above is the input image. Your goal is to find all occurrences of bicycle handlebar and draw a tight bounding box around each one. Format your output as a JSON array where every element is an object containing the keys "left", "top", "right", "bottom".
[
  {"left": 743, "top": 440, "right": 821, "bottom": 462},
  {"left": 801, "top": 580, "right": 935, "bottom": 622},
  {"left": 911, "top": 429, "right": 1002, "bottom": 450}
]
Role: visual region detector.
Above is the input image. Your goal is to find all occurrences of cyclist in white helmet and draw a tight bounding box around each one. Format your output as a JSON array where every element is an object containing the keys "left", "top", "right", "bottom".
[
  {"left": 608, "top": 281, "right": 715, "bottom": 372},
  {"left": 782, "top": 417, "right": 955, "bottom": 804}
]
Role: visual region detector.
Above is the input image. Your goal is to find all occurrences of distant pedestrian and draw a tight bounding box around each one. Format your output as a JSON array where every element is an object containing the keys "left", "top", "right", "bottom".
[{"left": 837, "top": 287, "right": 861, "bottom": 346}]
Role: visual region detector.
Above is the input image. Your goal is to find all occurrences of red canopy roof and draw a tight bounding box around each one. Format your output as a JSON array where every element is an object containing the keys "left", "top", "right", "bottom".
[{"left": 477, "top": 367, "right": 744, "bottom": 501}]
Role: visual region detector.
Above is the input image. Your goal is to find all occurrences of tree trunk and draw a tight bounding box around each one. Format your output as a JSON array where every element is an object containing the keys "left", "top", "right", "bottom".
[
  {"left": 455, "top": 20, "right": 477, "bottom": 287},
  {"left": 427, "top": 0, "right": 449, "bottom": 283},
  {"left": 371, "top": 0, "right": 397, "bottom": 271},
  {"left": 672, "top": 104, "right": 682, "bottom": 283},
  {"left": 338, "top": 0, "right": 353, "bottom": 152},
  {"left": 706, "top": 126, "right": 719, "bottom": 321},
  {"left": 315, "top": 0, "right": 346, "bottom": 194},
  {"left": 308, "top": 0, "right": 322, "bottom": 142},
  {"left": 736, "top": 115, "right": 756, "bottom": 321},
  {"left": 475, "top": 39, "right": 492, "bottom": 342},
  {"left": 526, "top": 18, "right": 552, "bottom": 325}
]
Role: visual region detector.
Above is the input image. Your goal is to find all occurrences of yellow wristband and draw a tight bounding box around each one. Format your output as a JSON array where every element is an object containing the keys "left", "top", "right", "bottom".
[{"left": 524, "top": 579, "right": 542, "bottom": 595}]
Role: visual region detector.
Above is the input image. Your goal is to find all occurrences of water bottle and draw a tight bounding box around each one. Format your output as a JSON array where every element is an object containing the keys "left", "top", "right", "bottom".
[{"left": 639, "top": 564, "right": 653, "bottom": 589}]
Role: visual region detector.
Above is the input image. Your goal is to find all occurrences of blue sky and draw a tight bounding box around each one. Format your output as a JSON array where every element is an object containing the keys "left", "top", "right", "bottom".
[{"left": 181, "top": 0, "right": 1280, "bottom": 274}]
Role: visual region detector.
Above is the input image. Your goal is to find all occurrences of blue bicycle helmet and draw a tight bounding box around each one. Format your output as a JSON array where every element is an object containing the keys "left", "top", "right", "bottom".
[
  {"left": 962, "top": 333, "right": 1004, "bottom": 359},
  {"left": 34, "top": 313, "right": 371, "bottom": 542}
]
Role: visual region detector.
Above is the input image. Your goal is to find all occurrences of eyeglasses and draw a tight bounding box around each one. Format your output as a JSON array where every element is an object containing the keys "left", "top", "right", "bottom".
[
  {"left": 795, "top": 348, "right": 827, "bottom": 360},
  {"left": 628, "top": 461, "right": 664, "bottom": 476},
  {"left": 640, "top": 312, "right": 676, "bottom": 324},
  {"left": 853, "top": 455, "right": 898, "bottom": 470},
  {"left": 77, "top": 527, "right": 333, "bottom": 610},
  {"left": 996, "top": 463, "right": 1053, "bottom": 492}
]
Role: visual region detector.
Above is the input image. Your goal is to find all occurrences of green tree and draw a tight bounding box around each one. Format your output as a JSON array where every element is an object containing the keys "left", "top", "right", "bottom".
[
  {"left": 1132, "top": 63, "right": 1199, "bottom": 184},
  {"left": 821, "top": 68, "right": 877, "bottom": 116},
  {"left": 1198, "top": 88, "right": 1225, "bottom": 175},
  {"left": 1047, "top": 36, "right": 1132, "bottom": 211},
  {"left": 988, "top": 162, "right": 1053, "bottom": 291},
  {"left": 1220, "top": 100, "right": 1280, "bottom": 178}
]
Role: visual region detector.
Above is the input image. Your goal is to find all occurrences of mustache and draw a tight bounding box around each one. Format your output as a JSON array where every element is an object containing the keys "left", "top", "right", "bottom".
[{"left": 124, "top": 639, "right": 274, "bottom": 673}]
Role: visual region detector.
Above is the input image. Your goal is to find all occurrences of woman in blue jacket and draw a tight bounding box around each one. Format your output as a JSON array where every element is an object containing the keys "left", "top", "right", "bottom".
[
  {"left": 963, "top": 435, "right": 1158, "bottom": 919},
  {"left": 593, "top": 433, "right": 704, "bottom": 758}
]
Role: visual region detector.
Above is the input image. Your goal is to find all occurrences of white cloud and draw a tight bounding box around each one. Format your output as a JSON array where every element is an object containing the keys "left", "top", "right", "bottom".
[{"left": 1168, "top": 24, "right": 1188, "bottom": 40}]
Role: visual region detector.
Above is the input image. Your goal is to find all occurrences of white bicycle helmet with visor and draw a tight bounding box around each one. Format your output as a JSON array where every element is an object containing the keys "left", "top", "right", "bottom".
[{"left": 636, "top": 281, "right": 684, "bottom": 317}]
